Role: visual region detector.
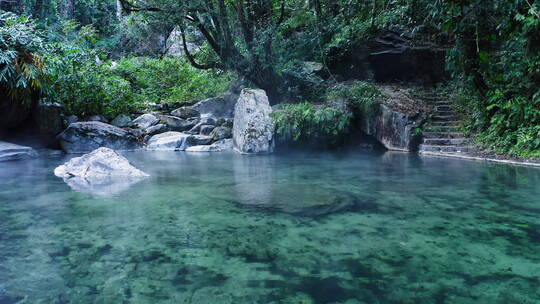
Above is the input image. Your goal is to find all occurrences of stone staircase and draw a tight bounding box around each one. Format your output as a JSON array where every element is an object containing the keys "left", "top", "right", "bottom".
[{"left": 419, "top": 93, "right": 477, "bottom": 154}]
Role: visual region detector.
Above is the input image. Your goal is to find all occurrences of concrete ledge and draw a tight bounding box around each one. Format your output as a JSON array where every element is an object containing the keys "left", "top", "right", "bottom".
[{"left": 420, "top": 151, "right": 540, "bottom": 168}]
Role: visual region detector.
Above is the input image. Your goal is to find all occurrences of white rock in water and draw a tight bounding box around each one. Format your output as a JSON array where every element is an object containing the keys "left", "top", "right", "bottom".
[
  {"left": 232, "top": 89, "right": 274, "bottom": 154},
  {"left": 146, "top": 131, "right": 193, "bottom": 151},
  {"left": 186, "top": 139, "right": 233, "bottom": 153},
  {"left": 186, "top": 145, "right": 223, "bottom": 152},
  {"left": 54, "top": 147, "right": 148, "bottom": 178}
]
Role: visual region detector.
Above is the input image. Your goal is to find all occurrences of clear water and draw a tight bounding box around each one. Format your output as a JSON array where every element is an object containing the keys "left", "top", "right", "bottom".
[{"left": 1, "top": 150, "right": 539, "bottom": 304}]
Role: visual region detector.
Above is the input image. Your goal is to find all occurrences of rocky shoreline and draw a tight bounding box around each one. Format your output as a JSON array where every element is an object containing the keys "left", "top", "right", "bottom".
[{"left": 2, "top": 86, "right": 539, "bottom": 169}]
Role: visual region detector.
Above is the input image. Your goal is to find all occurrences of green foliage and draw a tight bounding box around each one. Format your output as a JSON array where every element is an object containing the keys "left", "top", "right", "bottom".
[
  {"left": 271, "top": 102, "right": 353, "bottom": 145},
  {"left": 112, "top": 57, "right": 231, "bottom": 104},
  {"left": 0, "top": 11, "right": 49, "bottom": 104},
  {"left": 326, "top": 81, "right": 382, "bottom": 111},
  {"left": 47, "top": 55, "right": 231, "bottom": 119}
]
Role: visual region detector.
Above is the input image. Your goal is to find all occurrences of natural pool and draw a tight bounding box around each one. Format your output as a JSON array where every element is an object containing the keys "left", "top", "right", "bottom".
[{"left": 0, "top": 150, "right": 539, "bottom": 304}]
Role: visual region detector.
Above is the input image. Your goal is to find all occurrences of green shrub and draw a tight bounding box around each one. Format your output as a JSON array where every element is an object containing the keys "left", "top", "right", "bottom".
[
  {"left": 112, "top": 57, "right": 231, "bottom": 104},
  {"left": 326, "top": 81, "right": 381, "bottom": 111},
  {"left": 271, "top": 102, "right": 353, "bottom": 145},
  {"left": 325, "top": 81, "right": 382, "bottom": 123},
  {"left": 0, "top": 11, "right": 49, "bottom": 105}
]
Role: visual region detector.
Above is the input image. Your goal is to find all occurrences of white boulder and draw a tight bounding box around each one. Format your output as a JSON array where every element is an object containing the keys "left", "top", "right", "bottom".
[{"left": 54, "top": 147, "right": 148, "bottom": 178}]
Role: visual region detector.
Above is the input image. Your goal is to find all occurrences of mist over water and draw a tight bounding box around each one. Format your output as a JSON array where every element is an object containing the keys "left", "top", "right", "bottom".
[{"left": 1, "top": 150, "right": 539, "bottom": 303}]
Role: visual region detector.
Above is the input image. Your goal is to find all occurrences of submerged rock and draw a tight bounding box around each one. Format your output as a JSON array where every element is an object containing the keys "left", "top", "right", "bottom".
[
  {"left": 58, "top": 122, "right": 141, "bottom": 153},
  {"left": 232, "top": 89, "right": 274, "bottom": 154},
  {"left": 0, "top": 141, "right": 37, "bottom": 162},
  {"left": 132, "top": 114, "right": 159, "bottom": 129},
  {"left": 54, "top": 147, "right": 148, "bottom": 178},
  {"left": 54, "top": 147, "right": 148, "bottom": 196}
]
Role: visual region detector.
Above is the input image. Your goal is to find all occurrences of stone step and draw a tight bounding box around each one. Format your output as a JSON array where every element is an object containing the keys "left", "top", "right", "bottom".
[
  {"left": 424, "top": 94, "right": 448, "bottom": 98},
  {"left": 436, "top": 110, "right": 454, "bottom": 116},
  {"left": 433, "top": 101, "right": 452, "bottom": 106},
  {"left": 427, "top": 121, "right": 460, "bottom": 126},
  {"left": 423, "top": 132, "right": 463, "bottom": 139},
  {"left": 425, "top": 126, "right": 461, "bottom": 132},
  {"left": 420, "top": 145, "right": 478, "bottom": 153},
  {"left": 432, "top": 115, "right": 460, "bottom": 121},
  {"left": 435, "top": 105, "right": 452, "bottom": 111},
  {"left": 423, "top": 138, "right": 470, "bottom": 145}
]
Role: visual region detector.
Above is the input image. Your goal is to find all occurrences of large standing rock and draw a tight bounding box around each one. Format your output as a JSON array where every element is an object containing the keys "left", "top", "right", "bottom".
[
  {"left": 132, "top": 114, "right": 159, "bottom": 129},
  {"left": 33, "top": 99, "right": 65, "bottom": 136},
  {"left": 58, "top": 122, "right": 141, "bottom": 153},
  {"left": 0, "top": 141, "right": 37, "bottom": 162},
  {"left": 190, "top": 93, "right": 239, "bottom": 119},
  {"left": 233, "top": 89, "right": 274, "bottom": 154},
  {"left": 54, "top": 147, "right": 148, "bottom": 178}
]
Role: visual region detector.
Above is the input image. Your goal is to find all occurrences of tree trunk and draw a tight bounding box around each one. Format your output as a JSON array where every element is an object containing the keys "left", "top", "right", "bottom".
[
  {"left": 60, "top": 0, "right": 74, "bottom": 19},
  {"left": 33, "top": 0, "right": 44, "bottom": 19},
  {"left": 116, "top": 0, "right": 123, "bottom": 20}
]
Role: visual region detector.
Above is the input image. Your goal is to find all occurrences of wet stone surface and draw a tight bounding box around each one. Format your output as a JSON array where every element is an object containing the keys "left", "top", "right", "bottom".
[{"left": 0, "top": 150, "right": 540, "bottom": 303}]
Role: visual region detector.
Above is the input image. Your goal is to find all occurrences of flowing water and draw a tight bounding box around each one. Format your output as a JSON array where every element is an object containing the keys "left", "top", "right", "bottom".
[{"left": 0, "top": 150, "right": 539, "bottom": 304}]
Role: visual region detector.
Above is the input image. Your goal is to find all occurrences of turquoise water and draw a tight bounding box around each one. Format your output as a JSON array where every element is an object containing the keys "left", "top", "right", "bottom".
[{"left": 1, "top": 150, "right": 539, "bottom": 304}]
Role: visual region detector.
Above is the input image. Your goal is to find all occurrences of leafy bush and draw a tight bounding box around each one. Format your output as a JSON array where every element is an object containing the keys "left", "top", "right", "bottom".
[
  {"left": 271, "top": 102, "right": 353, "bottom": 145},
  {"left": 326, "top": 81, "right": 380, "bottom": 105},
  {"left": 0, "top": 11, "right": 49, "bottom": 105},
  {"left": 326, "top": 81, "right": 382, "bottom": 117},
  {"left": 112, "top": 57, "right": 231, "bottom": 104}
]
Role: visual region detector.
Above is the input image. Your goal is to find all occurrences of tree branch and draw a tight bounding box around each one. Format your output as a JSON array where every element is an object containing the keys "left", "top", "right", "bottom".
[{"left": 180, "top": 26, "right": 219, "bottom": 70}]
